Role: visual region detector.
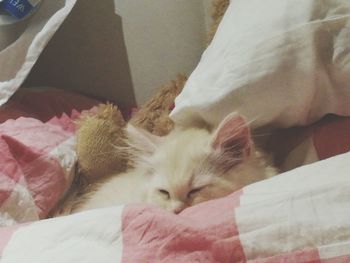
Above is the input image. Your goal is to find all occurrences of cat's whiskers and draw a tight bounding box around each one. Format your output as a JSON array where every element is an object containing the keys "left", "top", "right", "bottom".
[{"left": 67, "top": 112, "right": 277, "bottom": 215}]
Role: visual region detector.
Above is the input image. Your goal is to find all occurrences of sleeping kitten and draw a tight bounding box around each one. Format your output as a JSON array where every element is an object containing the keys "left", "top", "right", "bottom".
[{"left": 72, "top": 112, "right": 277, "bottom": 214}]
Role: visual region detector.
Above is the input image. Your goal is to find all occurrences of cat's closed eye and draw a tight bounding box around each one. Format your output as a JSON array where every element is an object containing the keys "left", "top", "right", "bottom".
[
  {"left": 187, "top": 187, "right": 204, "bottom": 198},
  {"left": 158, "top": 189, "right": 170, "bottom": 199}
]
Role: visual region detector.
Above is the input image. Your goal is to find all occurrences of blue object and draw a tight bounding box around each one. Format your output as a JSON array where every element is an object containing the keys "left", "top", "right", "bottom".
[{"left": 2, "top": 0, "right": 40, "bottom": 19}]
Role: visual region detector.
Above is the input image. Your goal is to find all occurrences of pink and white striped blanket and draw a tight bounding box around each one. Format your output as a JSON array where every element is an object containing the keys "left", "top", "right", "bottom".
[
  {"left": 0, "top": 88, "right": 100, "bottom": 226},
  {"left": 1, "top": 150, "right": 350, "bottom": 262},
  {"left": 0, "top": 115, "right": 77, "bottom": 225}
]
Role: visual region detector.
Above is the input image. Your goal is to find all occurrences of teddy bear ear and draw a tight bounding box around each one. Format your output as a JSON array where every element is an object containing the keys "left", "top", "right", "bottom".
[{"left": 126, "top": 124, "right": 163, "bottom": 155}]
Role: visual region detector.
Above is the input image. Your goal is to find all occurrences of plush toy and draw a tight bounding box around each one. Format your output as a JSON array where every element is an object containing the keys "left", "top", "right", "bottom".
[
  {"left": 130, "top": 74, "right": 187, "bottom": 136},
  {"left": 77, "top": 75, "right": 187, "bottom": 182},
  {"left": 76, "top": 103, "right": 128, "bottom": 182}
]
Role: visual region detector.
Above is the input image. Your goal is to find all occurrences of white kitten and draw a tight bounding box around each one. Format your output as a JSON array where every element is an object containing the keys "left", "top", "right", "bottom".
[{"left": 72, "top": 112, "right": 277, "bottom": 214}]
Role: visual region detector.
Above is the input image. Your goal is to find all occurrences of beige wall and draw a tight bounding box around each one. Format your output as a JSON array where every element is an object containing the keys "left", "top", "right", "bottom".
[
  {"left": 25, "top": 0, "right": 136, "bottom": 108},
  {"left": 203, "top": 0, "right": 214, "bottom": 33},
  {"left": 114, "top": 0, "right": 210, "bottom": 105},
  {"left": 24, "top": 0, "right": 212, "bottom": 107}
]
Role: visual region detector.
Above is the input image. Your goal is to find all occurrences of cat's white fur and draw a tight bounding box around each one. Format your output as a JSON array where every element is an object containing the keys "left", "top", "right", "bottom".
[{"left": 72, "top": 113, "right": 277, "bottom": 214}]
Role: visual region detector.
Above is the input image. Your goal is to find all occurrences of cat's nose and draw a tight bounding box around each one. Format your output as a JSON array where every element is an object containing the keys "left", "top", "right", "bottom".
[
  {"left": 172, "top": 203, "right": 186, "bottom": 214},
  {"left": 173, "top": 207, "right": 183, "bottom": 214}
]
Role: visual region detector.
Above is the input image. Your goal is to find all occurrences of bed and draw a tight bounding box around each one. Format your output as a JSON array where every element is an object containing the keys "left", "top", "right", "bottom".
[{"left": 1, "top": 0, "right": 350, "bottom": 262}]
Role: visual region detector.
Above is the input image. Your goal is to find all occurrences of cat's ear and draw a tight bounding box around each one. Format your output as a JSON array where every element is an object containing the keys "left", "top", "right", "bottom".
[
  {"left": 125, "top": 124, "right": 162, "bottom": 155},
  {"left": 211, "top": 112, "right": 251, "bottom": 159}
]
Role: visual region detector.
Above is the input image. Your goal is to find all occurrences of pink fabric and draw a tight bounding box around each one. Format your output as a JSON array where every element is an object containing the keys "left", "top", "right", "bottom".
[
  {"left": 0, "top": 88, "right": 134, "bottom": 123},
  {"left": 0, "top": 118, "right": 74, "bottom": 154},
  {"left": 0, "top": 138, "right": 23, "bottom": 207},
  {"left": 312, "top": 115, "right": 350, "bottom": 160},
  {"left": 0, "top": 116, "right": 75, "bottom": 220},
  {"left": 0, "top": 88, "right": 101, "bottom": 123},
  {"left": 0, "top": 88, "right": 101, "bottom": 225},
  {"left": 267, "top": 114, "right": 350, "bottom": 169},
  {"left": 122, "top": 191, "right": 244, "bottom": 263}
]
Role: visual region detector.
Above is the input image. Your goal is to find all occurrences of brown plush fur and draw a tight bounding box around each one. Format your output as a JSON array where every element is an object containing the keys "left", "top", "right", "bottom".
[
  {"left": 207, "top": 0, "right": 230, "bottom": 45},
  {"left": 76, "top": 104, "right": 128, "bottom": 181},
  {"left": 130, "top": 74, "right": 187, "bottom": 136}
]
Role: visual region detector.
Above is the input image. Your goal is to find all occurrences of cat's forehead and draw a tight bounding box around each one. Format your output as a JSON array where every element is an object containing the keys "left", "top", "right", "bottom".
[
  {"left": 153, "top": 130, "right": 210, "bottom": 166},
  {"left": 151, "top": 153, "right": 207, "bottom": 185},
  {"left": 164, "top": 129, "right": 210, "bottom": 153},
  {"left": 140, "top": 129, "right": 216, "bottom": 187}
]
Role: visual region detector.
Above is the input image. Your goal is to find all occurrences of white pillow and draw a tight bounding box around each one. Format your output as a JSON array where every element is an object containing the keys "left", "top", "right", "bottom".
[
  {"left": 170, "top": 0, "right": 350, "bottom": 129},
  {"left": 0, "top": 0, "right": 76, "bottom": 106}
]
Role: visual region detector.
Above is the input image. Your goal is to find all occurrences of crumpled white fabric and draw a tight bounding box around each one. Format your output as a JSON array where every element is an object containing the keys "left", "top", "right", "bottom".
[
  {"left": 0, "top": 0, "right": 76, "bottom": 106},
  {"left": 171, "top": 0, "right": 350, "bottom": 129}
]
